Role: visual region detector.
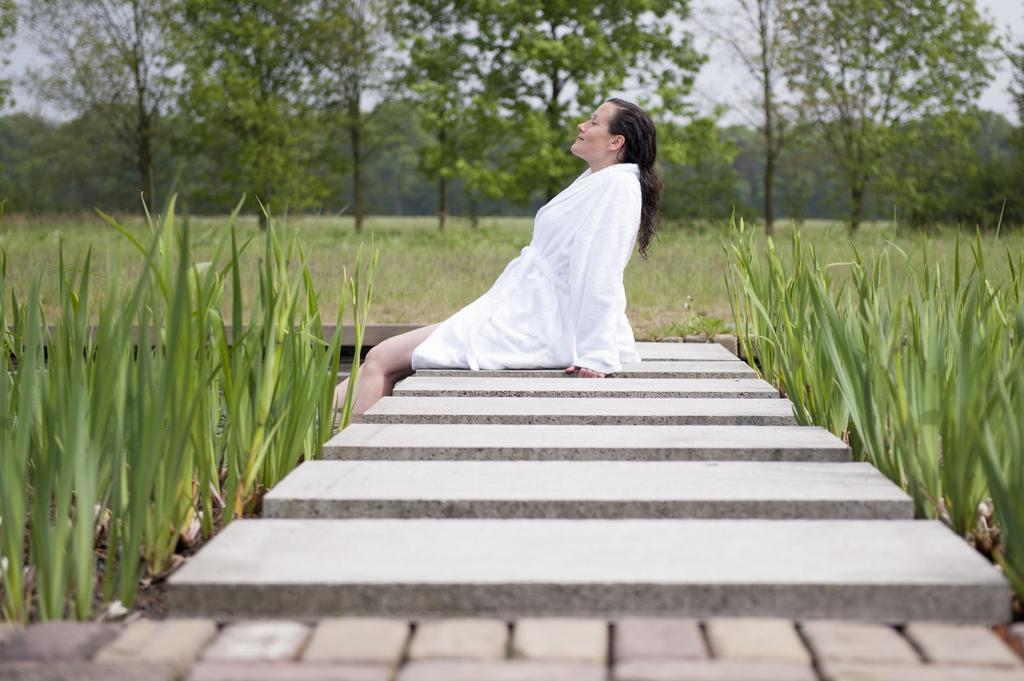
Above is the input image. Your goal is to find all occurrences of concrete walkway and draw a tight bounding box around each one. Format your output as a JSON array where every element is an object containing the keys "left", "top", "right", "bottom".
[{"left": 169, "top": 341, "right": 1013, "bottom": 623}]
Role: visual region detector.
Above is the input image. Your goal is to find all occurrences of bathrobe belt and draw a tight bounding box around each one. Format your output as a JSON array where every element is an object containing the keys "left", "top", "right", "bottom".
[
  {"left": 466, "top": 245, "right": 571, "bottom": 371},
  {"left": 518, "top": 245, "right": 569, "bottom": 293}
]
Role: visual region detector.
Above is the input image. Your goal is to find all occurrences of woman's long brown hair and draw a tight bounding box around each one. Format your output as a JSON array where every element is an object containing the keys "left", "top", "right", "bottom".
[{"left": 607, "top": 98, "right": 662, "bottom": 259}]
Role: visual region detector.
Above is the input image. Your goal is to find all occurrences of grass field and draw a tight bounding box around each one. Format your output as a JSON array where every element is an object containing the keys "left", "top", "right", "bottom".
[{"left": 2, "top": 212, "right": 1022, "bottom": 340}]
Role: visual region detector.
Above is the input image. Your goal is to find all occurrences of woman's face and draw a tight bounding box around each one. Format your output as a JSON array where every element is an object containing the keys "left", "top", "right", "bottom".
[{"left": 571, "top": 101, "right": 623, "bottom": 163}]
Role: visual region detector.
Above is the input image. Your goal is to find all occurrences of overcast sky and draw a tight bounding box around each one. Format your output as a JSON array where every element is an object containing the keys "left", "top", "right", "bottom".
[{"left": 3, "top": 0, "right": 1023, "bottom": 123}]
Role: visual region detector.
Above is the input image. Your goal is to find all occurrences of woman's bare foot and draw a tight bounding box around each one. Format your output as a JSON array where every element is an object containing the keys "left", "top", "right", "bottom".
[{"left": 564, "top": 364, "right": 606, "bottom": 378}]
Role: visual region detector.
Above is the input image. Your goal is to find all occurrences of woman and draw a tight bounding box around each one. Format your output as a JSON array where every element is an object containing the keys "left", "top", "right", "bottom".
[{"left": 335, "top": 97, "right": 661, "bottom": 421}]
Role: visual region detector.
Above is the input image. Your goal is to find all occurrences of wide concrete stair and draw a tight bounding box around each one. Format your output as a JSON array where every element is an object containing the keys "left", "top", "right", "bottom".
[
  {"left": 169, "top": 519, "right": 1008, "bottom": 622},
  {"left": 391, "top": 376, "right": 779, "bottom": 398},
  {"left": 262, "top": 460, "right": 913, "bottom": 519},
  {"left": 169, "top": 345, "right": 1012, "bottom": 623},
  {"left": 321, "top": 424, "right": 853, "bottom": 461},
  {"left": 363, "top": 396, "right": 798, "bottom": 425}
]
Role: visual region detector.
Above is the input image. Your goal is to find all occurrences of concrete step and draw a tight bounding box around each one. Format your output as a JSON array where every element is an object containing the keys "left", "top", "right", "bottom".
[
  {"left": 167, "top": 518, "right": 1010, "bottom": 622},
  {"left": 323, "top": 424, "right": 850, "bottom": 461},
  {"left": 635, "top": 342, "right": 737, "bottom": 361},
  {"left": 262, "top": 461, "right": 913, "bottom": 520},
  {"left": 392, "top": 377, "right": 778, "bottom": 399},
  {"left": 362, "top": 397, "right": 797, "bottom": 425},
  {"left": 415, "top": 361, "right": 758, "bottom": 379}
]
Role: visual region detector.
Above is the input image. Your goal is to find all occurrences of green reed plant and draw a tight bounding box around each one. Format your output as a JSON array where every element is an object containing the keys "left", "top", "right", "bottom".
[
  {"left": 335, "top": 243, "right": 378, "bottom": 431},
  {"left": 979, "top": 306, "right": 1024, "bottom": 595},
  {"left": 32, "top": 248, "right": 101, "bottom": 621},
  {"left": 0, "top": 196, "right": 376, "bottom": 621},
  {"left": 1, "top": 255, "right": 39, "bottom": 623},
  {"left": 725, "top": 219, "right": 1024, "bottom": 599},
  {"left": 723, "top": 220, "right": 851, "bottom": 435}
]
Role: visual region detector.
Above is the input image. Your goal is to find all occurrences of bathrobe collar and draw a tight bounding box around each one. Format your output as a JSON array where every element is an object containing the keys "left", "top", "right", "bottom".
[{"left": 539, "top": 163, "right": 640, "bottom": 216}]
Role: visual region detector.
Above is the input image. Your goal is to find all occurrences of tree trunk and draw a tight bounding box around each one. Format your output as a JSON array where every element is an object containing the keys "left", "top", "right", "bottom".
[
  {"left": 438, "top": 126, "right": 447, "bottom": 230},
  {"left": 130, "top": 3, "right": 155, "bottom": 213},
  {"left": 438, "top": 177, "right": 448, "bottom": 231},
  {"left": 258, "top": 178, "right": 269, "bottom": 229},
  {"left": 137, "top": 109, "right": 155, "bottom": 210},
  {"left": 258, "top": 173, "right": 269, "bottom": 230},
  {"left": 762, "top": 77, "right": 775, "bottom": 236},
  {"left": 349, "top": 103, "right": 364, "bottom": 232},
  {"left": 467, "top": 194, "right": 479, "bottom": 229},
  {"left": 764, "top": 134, "right": 775, "bottom": 237},
  {"left": 850, "top": 182, "right": 865, "bottom": 231},
  {"left": 759, "top": 0, "right": 775, "bottom": 237}
]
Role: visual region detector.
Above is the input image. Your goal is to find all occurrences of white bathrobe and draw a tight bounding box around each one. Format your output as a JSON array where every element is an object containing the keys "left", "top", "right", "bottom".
[{"left": 411, "top": 162, "right": 644, "bottom": 374}]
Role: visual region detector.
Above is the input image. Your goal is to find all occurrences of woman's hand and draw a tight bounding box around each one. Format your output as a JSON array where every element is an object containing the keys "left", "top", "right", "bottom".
[{"left": 564, "top": 364, "right": 606, "bottom": 378}]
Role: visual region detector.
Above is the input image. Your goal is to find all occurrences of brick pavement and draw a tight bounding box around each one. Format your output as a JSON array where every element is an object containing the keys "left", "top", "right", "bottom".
[{"left": 0, "top": 617, "right": 1021, "bottom": 681}]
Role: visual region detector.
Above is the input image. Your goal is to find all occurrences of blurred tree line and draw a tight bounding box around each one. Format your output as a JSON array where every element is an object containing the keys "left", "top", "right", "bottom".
[{"left": 0, "top": 0, "right": 1022, "bottom": 230}]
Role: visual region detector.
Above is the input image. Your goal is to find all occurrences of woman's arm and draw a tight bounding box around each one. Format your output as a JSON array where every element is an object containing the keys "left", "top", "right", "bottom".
[{"left": 568, "top": 221, "right": 638, "bottom": 375}]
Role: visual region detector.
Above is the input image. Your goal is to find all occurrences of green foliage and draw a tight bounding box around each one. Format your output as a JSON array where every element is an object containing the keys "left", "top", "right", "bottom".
[
  {"left": 1, "top": 104, "right": 1021, "bottom": 227},
  {"left": 1010, "top": 32, "right": 1024, "bottom": 126},
  {"left": 0, "top": 111, "right": 143, "bottom": 212},
  {"left": 724, "top": 108, "right": 1024, "bottom": 228},
  {"left": 650, "top": 312, "right": 730, "bottom": 339},
  {"left": 660, "top": 115, "right": 751, "bottom": 223},
  {"left": 883, "top": 110, "right": 1023, "bottom": 229},
  {"left": 0, "top": 198, "right": 375, "bottom": 622},
  {"left": 725, "top": 219, "right": 1024, "bottom": 597},
  {"left": 171, "top": 0, "right": 323, "bottom": 217},
  {"left": 305, "top": 0, "right": 400, "bottom": 230},
  {"left": 953, "top": 114, "right": 1023, "bottom": 229},
  {"left": 780, "top": 0, "right": 997, "bottom": 229},
  {"left": 398, "top": 0, "right": 498, "bottom": 225},
  {"left": 465, "top": 0, "right": 705, "bottom": 202},
  {"left": 885, "top": 112, "right": 983, "bottom": 228},
  {"left": 3, "top": 1, "right": 1021, "bottom": 228}
]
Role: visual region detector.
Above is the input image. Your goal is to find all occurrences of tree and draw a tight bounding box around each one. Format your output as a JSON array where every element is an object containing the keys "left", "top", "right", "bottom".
[
  {"left": 306, "top": 0, "right": 398, "bottom": 232},
  {"left": 702, "top": 0, "right": 788, "bottom": 234},
  {"left": 23, "top": 0, "right": 174, "bottom": 208},
  {"left": 779, "top": 0, "right": 995, "bottom": 230},
  {"left": 399, "top": 0, "right": 494, "bottom": 230},
  {"left": 172, "top": 0, "right": 321, "bottom": 224},
  {"left": 467, "top": 0, "right": 704, "bottom": 203},
  {"left": 0, "top": 0, "right": 14, "bottom": 110}
]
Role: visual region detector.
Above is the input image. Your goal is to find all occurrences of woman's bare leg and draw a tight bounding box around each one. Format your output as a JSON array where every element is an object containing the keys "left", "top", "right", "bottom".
[{"left": 333, "top": 323, "right": 441, "bottom": 422}]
